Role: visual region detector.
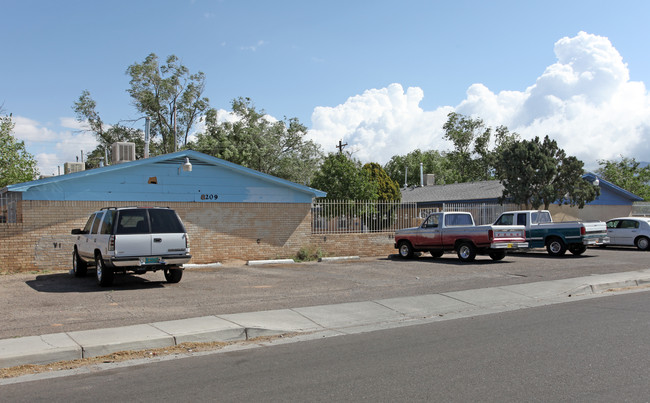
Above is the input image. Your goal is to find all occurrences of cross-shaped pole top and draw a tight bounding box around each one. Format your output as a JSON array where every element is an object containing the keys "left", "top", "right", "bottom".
[{"left": 336, "top": 139, "right": 348, "bottom": 153}]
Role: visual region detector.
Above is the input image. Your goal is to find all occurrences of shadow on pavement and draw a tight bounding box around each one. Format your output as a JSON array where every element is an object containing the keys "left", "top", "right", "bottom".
[
  {"left": 385, "top": 254, "right": 515, "bottom": 266},
  {"left": 25, "top": 271, "right": 166, "bottom": 293}
]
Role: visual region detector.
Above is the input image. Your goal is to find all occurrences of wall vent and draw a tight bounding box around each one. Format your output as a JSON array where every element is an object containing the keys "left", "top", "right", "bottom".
[{"left": 111, "top": 142, "right": 136, "bottom": 164}]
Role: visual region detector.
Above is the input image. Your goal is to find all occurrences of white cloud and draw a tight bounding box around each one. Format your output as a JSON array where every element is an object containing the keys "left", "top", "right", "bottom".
[
  {"left": 12, "top": 116, "right": 98, "bottom": 176},
  {"left": 309, "top": 32, "right": 650, "bottom": 170},
  {"left": 240, "top": 40, "right": 267, "bottom": 51},
  {"left": 59, "top": 117, "right": 90, "bottom": 131},
  {"left": 308, "top": 84, "right": 453, "bottom": 163}
]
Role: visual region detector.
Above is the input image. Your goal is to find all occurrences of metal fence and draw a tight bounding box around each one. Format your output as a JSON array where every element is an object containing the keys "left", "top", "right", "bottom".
[
  {"left": 311, "top": 199, "right": 418, "bottom": 234},
  {"left": 440, "top": 202, "right": 520, "bottom": 225},
  {"left": 311, "top": 200, "right": 518, "bottom": 233},
  {"left": 632, "top": 202, "right": 650, "bottom": 217}
]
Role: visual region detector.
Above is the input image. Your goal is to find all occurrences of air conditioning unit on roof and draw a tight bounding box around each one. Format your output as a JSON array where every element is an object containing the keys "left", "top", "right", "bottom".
[
  {"left": 111, "top": 142, "right": 136, "bottom": 164},
  {"left": 64, "top": 162, "right": 85, "bottom": 174}
]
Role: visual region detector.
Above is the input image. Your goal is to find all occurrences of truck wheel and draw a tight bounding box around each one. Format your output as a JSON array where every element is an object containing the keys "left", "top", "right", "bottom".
[
  {"left": 635, "top": 236, "right": 650, "bottom": 251},
  {"left": 569, "top": 244, "right": 587, "bottom": 256},
  {"left": 488, "top": 250, "right": 506, "bottom": 261},
  {"left": 95, "top": 253, "right": 114, "bottom": 287},
  {"left": 457, "top": 242, "right": 477, "bottom": 262},
  {"left": 72, "top": 249, "right": 87, "bottom": 277},
  {"left": 546, "top": 238, "right": 567, "bottom": 257},
  {"left": 397, "top": 241, "right": 414, "bottom": 259},
  {"left": 429, "top": 250, "right": 444, "bottom": 258},
  {"left": 164, "top": 267, "right": 183, "bottom": 283}
]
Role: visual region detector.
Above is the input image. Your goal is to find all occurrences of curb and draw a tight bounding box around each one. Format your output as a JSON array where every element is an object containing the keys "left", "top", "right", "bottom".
[
  {"left": 247, "top": 259, "right": 295, "bottom": 266},
  {"left": 183, "top": 263, "right": 222, "bottom": 269},
  {"left": 2, "top": 270, "right": 650, "bottom": 370},
  {"left": 318, "top": 256, "right": 360, "bottom": 262}
]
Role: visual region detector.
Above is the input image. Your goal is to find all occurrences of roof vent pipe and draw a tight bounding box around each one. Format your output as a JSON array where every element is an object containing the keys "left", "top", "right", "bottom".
[
  {"left": 144, "top": 117, "right": 150, "bottom": 159},
  {"left": 404, "top": 166, "right": 408, "bottom": 188},
  {"left": 420, "top": 162, "right": 424, "bottom": 187}
]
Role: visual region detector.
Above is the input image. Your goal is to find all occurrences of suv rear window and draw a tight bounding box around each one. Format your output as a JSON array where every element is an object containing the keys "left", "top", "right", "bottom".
[
  {"left": 115, "top": 210, "right": 150, "bottom": 234},
  {"left": 149, "top": 209, "right": 185, "bottom": 233}
]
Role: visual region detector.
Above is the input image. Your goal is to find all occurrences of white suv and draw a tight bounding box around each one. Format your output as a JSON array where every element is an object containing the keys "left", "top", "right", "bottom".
[{"left": 71, "top": 207, "right": 191, "bottom": 286}]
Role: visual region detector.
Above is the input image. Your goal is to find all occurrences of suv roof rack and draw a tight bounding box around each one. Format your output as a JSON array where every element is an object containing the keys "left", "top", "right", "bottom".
[{"left": 99, "top": 206, "right": 172, "bottom": 211}]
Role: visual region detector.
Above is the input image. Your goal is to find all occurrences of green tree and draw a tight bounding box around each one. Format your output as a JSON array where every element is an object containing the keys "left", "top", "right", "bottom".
[
  {"left": 361, "top": 162, "right": 402, "bottom": 231},
  {"left": 596, "top": 156, "right": 650, "bottom": 200},
  {"left": 384, "top": 149, "right": 457, "bottom": 187},
  {"left": 126, "top": 53, "right": 210, "bottom": 153},
  {"left": 442, "top": 113, "right": 521, "bottom": 182},
  {"left": 362, "top": 162, "right": 401, "bottom": 200},
  {"left": 0, "top": 114, "right": 39, "bottom": 187},
  {"left": 73, "top": 90, "right": 145, "bottom": 168},
  {"left": 311, "top": 153, "right": 378, "bottom": 200},
  {"left": 443, "top": 112, "right": 492, "bottom": 181},
  {"left": 495, "top": 135, "right": 598, "bottom": 209},
  {"left": 189, "top": 97, "right": 323, "bottom": 184}
]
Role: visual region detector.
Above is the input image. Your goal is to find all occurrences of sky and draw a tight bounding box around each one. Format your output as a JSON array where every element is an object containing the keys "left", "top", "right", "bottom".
[{"left": 2, "top": 0, "right": 650, "bottom": 177}]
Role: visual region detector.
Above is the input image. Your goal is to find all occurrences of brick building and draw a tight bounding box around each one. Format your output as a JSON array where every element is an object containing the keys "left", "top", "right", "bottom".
[{"left": 0, "top": 150, "right": 329, "bottom": 271}]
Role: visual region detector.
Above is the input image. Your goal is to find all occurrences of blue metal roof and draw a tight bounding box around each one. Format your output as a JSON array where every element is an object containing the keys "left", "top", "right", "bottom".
[
  {"left": 4, "top": 150, "right": 326, "bottom": 203},
  {"left": 582, "top": 172, "right": 643, "bottom": 205}
]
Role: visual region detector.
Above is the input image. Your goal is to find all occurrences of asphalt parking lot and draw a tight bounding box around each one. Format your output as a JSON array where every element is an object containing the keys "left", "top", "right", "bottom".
[{"left": 0, "top": 246, "right": 648, "bottom": 340}]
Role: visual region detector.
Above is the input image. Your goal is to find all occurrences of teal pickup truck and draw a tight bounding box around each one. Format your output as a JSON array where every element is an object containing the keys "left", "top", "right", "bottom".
[{"left": 493, "top": 210, "right": 609, "bottom": 256}]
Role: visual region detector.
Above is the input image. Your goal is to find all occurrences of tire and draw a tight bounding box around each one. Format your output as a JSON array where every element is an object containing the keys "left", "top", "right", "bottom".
[
  {"left": 95, "top": 253, "right": 114, "bottom": 287},
  {"left": 456, "top": 242, "right": 477, "bottom": 262},
  {"left": 164, "top": 267, "right": 183, "bottom": 283},
  {"left": 72, "top": 249, "right": 87, "bottom": 277},
  {"left": 635, "top": 236, "right": 650, "bottom": 251},
  {"left": 488, "top": 250, "right": 506, "bottom": 261},
  {"left": 429, "top": 250, "right": 444, "bottom": 258},
  {"left": 546, "top": 238, "right": 567, "bottom": 257},
  {"left": 569, "top": 244, "right": 587, "bottom": 256},
  {"left": 398, "top": 241, "right": 414, "bottom": 259}
]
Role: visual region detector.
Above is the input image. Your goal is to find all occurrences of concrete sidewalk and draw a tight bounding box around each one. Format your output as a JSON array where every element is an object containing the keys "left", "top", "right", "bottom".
[{"left": 2, "top": 269, "right": 650, "bottom": 369}]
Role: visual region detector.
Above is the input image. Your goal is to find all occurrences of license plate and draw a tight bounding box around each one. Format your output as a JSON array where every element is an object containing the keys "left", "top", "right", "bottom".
[
  {"left": 507, "top": 243, "right": 513, "bottom": 248},
  {"left": 143, "top": 257, "right": 160, "bottom": 264}
]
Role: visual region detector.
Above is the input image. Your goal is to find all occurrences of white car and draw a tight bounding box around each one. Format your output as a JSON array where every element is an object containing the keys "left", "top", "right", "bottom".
[
  {"left": 605, "top": 217, "right": 650, "bottom": 251},
  {"left": 72, "top": 207, "right": 191, "bottom": 286}
]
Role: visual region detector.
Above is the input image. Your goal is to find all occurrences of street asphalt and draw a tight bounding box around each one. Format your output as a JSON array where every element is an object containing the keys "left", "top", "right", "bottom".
[{"left": 1, "top": 266, "right": 649, "bottom": 369}]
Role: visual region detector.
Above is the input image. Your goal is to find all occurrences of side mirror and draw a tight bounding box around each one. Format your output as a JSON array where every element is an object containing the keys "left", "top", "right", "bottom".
[{"left": 71, "top": 228, "right": 84, "bottom": 235}]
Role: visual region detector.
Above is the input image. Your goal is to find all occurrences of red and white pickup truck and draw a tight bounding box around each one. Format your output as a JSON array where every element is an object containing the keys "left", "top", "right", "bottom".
[{"left": 394, "top": 211, "right": 528, "bottom": 262}]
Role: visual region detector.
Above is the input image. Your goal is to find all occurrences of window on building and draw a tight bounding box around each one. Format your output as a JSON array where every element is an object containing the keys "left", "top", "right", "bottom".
[{"left": 0, "top": 191, "right": 22, "bottom": 223}]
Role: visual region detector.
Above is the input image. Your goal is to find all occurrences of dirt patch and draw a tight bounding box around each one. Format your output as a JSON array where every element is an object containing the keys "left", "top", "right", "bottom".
[{"left": 1, "top": 333, "right": 297, "bottom": 379}]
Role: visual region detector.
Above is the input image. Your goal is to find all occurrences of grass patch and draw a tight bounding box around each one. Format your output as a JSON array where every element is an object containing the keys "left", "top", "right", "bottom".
[{"left": 295, "top": 245, "right": 326, "bottom": 262}]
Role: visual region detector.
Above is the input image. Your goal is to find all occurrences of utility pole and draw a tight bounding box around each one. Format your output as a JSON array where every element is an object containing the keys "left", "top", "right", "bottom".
[{"left": 336, "top": 139, "right": 348, "bottom": 154}]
